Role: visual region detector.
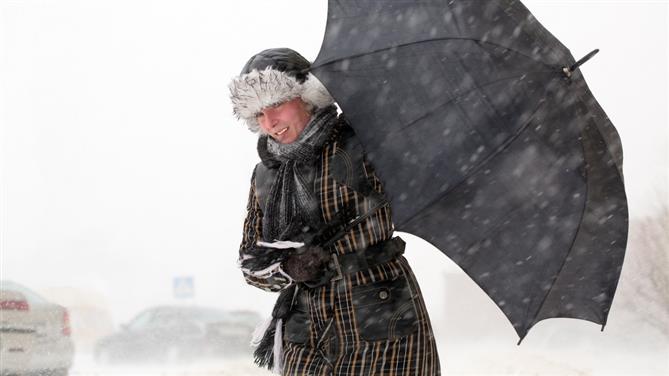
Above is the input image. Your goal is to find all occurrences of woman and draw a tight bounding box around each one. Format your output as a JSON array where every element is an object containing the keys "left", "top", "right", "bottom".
[{"left": 230, "top": 48, "right": 441, "bottom": 375}]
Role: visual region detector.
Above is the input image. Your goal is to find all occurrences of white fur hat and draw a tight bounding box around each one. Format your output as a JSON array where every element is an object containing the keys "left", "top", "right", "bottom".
[{"left": 228, "top": 48, "right": 335, "bottom": 132}]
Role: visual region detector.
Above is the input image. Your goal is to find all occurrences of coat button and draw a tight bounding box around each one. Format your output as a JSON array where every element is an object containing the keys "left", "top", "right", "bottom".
[{"left": 378, "top": 289, "right": 390, "bottom": 300}]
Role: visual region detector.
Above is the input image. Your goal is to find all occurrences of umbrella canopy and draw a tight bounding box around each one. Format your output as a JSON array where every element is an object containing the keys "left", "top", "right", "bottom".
[{"left": 311, "top": 0, "right": 628, "bottom": 341}]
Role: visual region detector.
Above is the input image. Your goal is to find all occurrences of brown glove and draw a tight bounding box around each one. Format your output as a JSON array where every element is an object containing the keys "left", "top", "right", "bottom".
[{"left": 282, "top": 245, "right": 330, "bottom": 283}]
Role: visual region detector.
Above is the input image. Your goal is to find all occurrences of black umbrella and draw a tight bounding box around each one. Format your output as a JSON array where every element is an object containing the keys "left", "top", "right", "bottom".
[{"left": 310, "top": 0, "right": 628, "bottom": 342}]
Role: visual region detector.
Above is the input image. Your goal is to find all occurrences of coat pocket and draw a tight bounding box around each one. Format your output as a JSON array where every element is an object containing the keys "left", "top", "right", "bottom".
[{"left": 351, "top": 275, "right": 419, "bottom": 341}]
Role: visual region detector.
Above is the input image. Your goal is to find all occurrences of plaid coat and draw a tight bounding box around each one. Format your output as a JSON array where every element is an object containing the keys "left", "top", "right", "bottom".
[{"left": 240, "top": 120, "right": 441, "bottom": 375}]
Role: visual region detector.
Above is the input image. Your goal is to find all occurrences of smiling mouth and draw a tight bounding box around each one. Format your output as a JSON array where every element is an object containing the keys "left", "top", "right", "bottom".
[{"left": 275, "top": 127, "right": 288, "bottom": 136}]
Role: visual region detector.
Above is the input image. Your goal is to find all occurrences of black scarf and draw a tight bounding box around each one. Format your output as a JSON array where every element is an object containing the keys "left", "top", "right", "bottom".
[
  {"left": 257, "top": 105, "right": 339, "bottom": 242},
  {"left": 250, "top": 105, "right": 339, "bottom": 372}
]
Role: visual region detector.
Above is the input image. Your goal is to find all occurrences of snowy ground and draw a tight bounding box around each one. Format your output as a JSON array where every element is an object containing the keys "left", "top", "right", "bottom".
[
  {"left": 439, "top": 340, "right": 668, "bottom": 376},
  {"left": 70, "top": 335, "right": 668, "bottom": 376},
  {"left": 435, "top": 318, "right": 669, "bottom": 376},
  {"left": 71, "top": 352, "right": 270, "bottom": 376}
]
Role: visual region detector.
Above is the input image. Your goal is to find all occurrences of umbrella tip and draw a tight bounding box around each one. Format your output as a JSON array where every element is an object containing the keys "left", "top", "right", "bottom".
[{"left": 565, "top": 49, "right": 601, "bottom": 77}]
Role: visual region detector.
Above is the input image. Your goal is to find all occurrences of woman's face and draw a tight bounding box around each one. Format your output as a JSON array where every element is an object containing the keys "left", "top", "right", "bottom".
[{"left": 256, "top": 98, "right": 312, "bottom": 144}]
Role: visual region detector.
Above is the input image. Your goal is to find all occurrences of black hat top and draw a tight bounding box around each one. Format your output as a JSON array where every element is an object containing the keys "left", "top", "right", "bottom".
[{"left": 241, "top": 48, "right": 310, "bottom": 83}]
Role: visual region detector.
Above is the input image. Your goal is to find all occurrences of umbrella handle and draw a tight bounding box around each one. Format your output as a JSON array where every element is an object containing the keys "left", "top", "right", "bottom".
[{"left": 562, "top": 49, "right": 600, "bottom": 78}]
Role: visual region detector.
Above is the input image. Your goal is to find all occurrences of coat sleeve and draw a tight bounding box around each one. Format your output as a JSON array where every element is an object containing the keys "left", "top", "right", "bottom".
[{"left": 238, "top": 168, "right": 294, "bottom": 292}]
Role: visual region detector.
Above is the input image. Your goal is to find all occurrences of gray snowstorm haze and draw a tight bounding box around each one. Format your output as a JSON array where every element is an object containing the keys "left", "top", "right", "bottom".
[{"left": 1, "top": 1, "right": 667, "bottom": 375}]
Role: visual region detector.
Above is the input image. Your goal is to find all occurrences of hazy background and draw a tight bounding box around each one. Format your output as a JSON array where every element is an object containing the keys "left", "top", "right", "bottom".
[{"left": 2, "top": 0, "right": 668, "bottom": 374}]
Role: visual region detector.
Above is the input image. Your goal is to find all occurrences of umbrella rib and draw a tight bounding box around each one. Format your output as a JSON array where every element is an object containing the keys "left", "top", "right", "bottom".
[
  {"left": 519, "top": 121, "right": 591, "bottom": 337},
  {"left": 390, "top": 70, "right": 552, "bottom": 137},
  {"left": 312, "top": 37, "right": 555, "bottom": 71},
  {"left": 398, "top": 98, "right": 548, "bottom": 229},
  {"left": 453, "top": 155, "right": 572, "bottom": 267}
]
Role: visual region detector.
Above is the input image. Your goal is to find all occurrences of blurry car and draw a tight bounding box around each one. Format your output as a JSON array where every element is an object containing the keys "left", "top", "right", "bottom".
[
  {"left": 205, "top": 309, "right": 262, "bottom": 351},
  {"left": 0, "top": 280, "right": 75, "bottom": 376},
  {"left": 93, "top": 305, "right": 260, "bottom": 364}
]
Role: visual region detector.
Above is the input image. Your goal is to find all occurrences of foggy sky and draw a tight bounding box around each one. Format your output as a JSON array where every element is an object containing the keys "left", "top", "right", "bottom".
[{"left": 1, "top": 0, "right": 667, "bottom": 330}]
